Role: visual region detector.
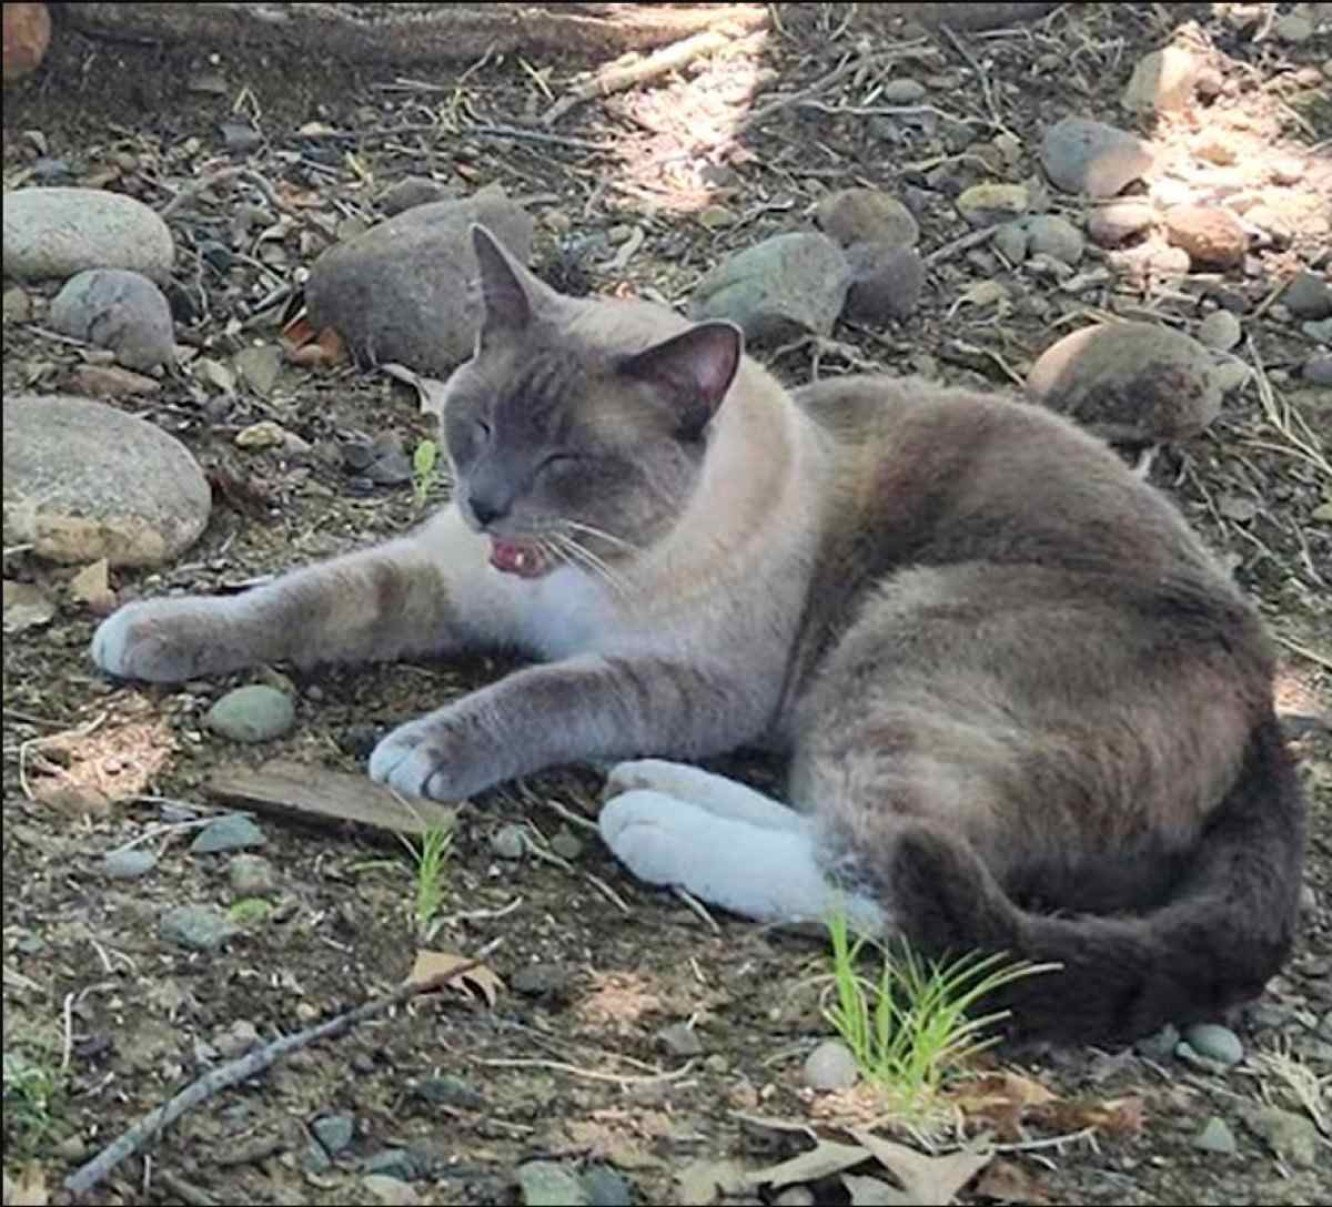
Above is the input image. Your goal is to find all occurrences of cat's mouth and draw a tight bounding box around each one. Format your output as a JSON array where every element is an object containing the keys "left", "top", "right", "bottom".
[{"left": 488, "top": 538, "right": 555, "bottom": 579}]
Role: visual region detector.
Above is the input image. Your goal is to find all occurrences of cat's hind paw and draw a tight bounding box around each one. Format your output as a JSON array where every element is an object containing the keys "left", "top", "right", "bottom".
[{"left": 604, "top": 759, "right": 807, "bottom": 832}]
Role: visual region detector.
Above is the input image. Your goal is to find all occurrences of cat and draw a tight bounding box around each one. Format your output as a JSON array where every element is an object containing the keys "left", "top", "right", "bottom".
[{"left": 92, "top": 225, "right": 1307, "bottom": 1044}]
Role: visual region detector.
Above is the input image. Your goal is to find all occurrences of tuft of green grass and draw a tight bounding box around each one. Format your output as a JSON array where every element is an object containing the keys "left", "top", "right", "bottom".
[
  {"left": 3, "top": 1051, "right": 61, "bottom": 1151},
  {"left": 822, "top": 910, "right": 1056, "bottom": 1126},
  {"left": 412, "top": 438, "right": 440, "bottom": 510},
  {"left": 398, "top": 824, "right": 453, "bottom": 939}
]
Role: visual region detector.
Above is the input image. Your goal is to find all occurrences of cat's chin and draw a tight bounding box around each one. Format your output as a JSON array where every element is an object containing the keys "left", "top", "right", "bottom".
[{"left": 488, "top": 538, "right": 556, "bottom": 579}]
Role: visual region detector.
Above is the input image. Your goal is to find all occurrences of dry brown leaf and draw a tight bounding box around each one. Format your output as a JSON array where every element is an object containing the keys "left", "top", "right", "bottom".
[
  {"left": 850, "top": 1130, "right": 993, "bottom": 1207},
  {"left": 408, "top": 949, "right": 504, "bottom": 1007},
  {"left": 316, "top": 325, "right": 348, "bottom": 364},
  {"left": 3, "top": 1163, "right": 48, "bottom": 1207},
  {"left": 743, "top": 1139, "right": 871, "bottom": 1190},
  {"left": 974, "top": 1157, "right": 1049, "bottom": 1204},
  {"left": 949, "top": 1071, "right": 1057, "bottom": 1141},
  {"left": 279, "top": 311, "right": 317, "bottom": 352},
  {"left": 1030, "top": 1094, "right": 1145, "bottom": 1138},
  {"left": 380, "top": 362, "right": 451, "bottom": 418},
  {"left": 68, "top": 559, "right": 115, "bottom": 613}
]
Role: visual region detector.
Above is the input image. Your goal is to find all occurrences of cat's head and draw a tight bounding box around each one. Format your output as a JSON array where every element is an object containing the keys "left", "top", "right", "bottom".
[{"left": 441, "top": 225, "right": 743, "bottom": 580}]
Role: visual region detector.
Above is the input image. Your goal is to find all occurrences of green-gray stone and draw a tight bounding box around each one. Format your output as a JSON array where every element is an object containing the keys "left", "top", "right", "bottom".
[
  {"left": 191, "top": 813, "right": 267, "bottom": 853},
  {"left": 519, "top": 1161, "right": 590, "bottom": 1207},
  {"left": 1193, "top": 1116, "right": 1237, "bottom": 1155},
  {"left": 1181, "top": 1023, "right": 1243, "bottom": 1067},
  {"left": 160, "top": 905, "right": 238, "bottom": 952},
  {"left": 206, "top": 684, "right": 295, "bottom": 743}
]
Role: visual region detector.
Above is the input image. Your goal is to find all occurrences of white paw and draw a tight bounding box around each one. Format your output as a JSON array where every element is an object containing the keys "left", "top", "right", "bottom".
[
  {"left": 605, "top": 759, "right": 806, "bottom": 832},
  {"left": 369, "top": 720, "right": 442, "bottom": 799},
  {"left": 91, "top": 598, "right": 217, "bottom": 683}
]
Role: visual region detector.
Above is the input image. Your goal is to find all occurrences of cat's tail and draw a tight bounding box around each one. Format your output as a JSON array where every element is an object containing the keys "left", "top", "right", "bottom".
[{"left": 879, "top": 712, "right": 1307, "bottom": 1044}]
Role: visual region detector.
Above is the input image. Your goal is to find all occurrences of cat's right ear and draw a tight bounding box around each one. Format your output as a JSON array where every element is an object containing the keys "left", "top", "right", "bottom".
[
  {"left": 619, "top": 321, "right": 744, "bottom": 439},
  {"left": 472, "top": 224, "right": 535, "bottom": 340}
]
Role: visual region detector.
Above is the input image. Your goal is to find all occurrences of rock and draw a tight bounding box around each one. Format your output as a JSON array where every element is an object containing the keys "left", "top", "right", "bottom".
[
  {"left": 213, "top": 1018, "right": 261, "bottom": 1058},
  {"left": 841, "top": 243, "right": 924, "bottom": 323},
  {"left": 205, "top": 685, "right": 295, "bottom": 743},
  {"left": 234, "top": 344, "right": 283, "bottom": 397},
  {"left": 1244, "top": 1105, "right": 1317, "bottom": 1167},
  {"left": 160, "top": 905, "right": 239, "bottom": 952},
  {"left": 2, "top": 285, "right": 31, "bottom": 322},
  {"left": 518, "top": 1161, "right": 590, "bottom": 1207},
  {"left": 955, "top": 182, "right": 1029, "bottom": 226},
  {"left": 657, "top": 1022, "right": 703, "bottom": 1058},
  {"left": 1304, "top": 318, "right": 1332, "bottom": 343},
  {"left": 491, "top": 823, "right": 527, "bottom": 860},
  {"left": 1181, "top": 1022, "right": 1243, "bottom": 1067},
  {"left": 379, "top": 176, "right": 455, "bottom": 216},
  {"left": 363, "top": 1149, "right": 417, "bottom": 1181},
  {"left": 1122, "top": 46, "right": 1202, "bottom": 114},
  {"left": 1304, "top": 353, "right": 1332, "bottom": 387},
  {"left": 510, "top": 962, "right": 572, "bottom": 1000},
  {"left": 228, "top": 853, "right": 277, "bottom": 896},
  {"left": 1281, "top": 271, "right": 1332, "bottom": 320},
  {"left": 67, "top": 364, "right": 161, "bottom": 397},
  {"left": 1135, "top": 1023, "right": 1180, "bottom": 1062},
  {"left": 191, "top": 813, "right": 267, "bottom": 854},
  {"left": 235, "top": 420, "right": 291, "bottom": 451},
  {"left": 303, "top": 1142, "right": 332, "bottom": 1174},
  {"left": 1273, "top": 13, "right": 1313, "bottom": 43},
  {"left": 3, "top": 395, "right": 210, "bottom": 567},
  {"left": 1108, "top": 239, "right": 1192, "bottom": 285},
  {"left": 363, "top": 1175, "right": 418, "bottom": 1206},
  {"left": 1163, "top": 205, "right": 1247, "bottom": 269},
  {"left": 880, "top": 77, "right": 927, "bottom": 104},
  {"left": 305, "top": 183, "right": 534, "bottom": 375},
  {"left": 582, "top": 1166, "right": 632, "bottom": 1207},
  {"left": 814, "top": 188, "right": 919, "bottom": 249},
  {"left": 1026, "top": 322, "right": 1223, "bottom": 443},
  {"left": 549, "top": 827, "right": 584, "bottom": 861},
  {"left": 1041, "top": 118, "right": 1153, "bottom": 198},
  {"left": 1270, "top": 156, "right": 1305, "bottom": 186},
  {"left": 2, "top": 580, "right": 54, "bottom": 633},
  {"left": 1197, "top": 310, "right": 1242, "bottom": 351},
  {"left": 993, "top": 222, "right": 1029, "bottom": 263},
  {"left": 3, "top": 187, "right": 174, "bottom": 281},
  {"left": 1212, "top": 356, "right": 1253, "bottom": 395},
  {"left": 803, "top": 1039, "right": 859, "bottom": 1091},
  {"left": 101, "top": 848, "right": 158, "bottom": 879},
  {"left": 1088, "top": 199, "right": 1156, "bottom": 247},
  {"left": 3, "top": 3, "right": 51, "bottom": 83},
  {"left": 1023, "top": 214, "right": 1084, "bottom": 264},
  {"left": 219, "top": 120, "right": 262, "bottom": 153},
  {"left": 1193, "top": 1116, "right": 1237, "bottom": 1155},
  {"left": 312, "top": 1113, "right": 355, "bottom": 1155},
  {"left": 49, "top": 269, "right": 175, "bottom": 371},
  {"left": 412, "top": 1076, "right": 485, "bottom": 1110},
  {"left": 689, "top": 232, "right": 849, "bottom": 342}
]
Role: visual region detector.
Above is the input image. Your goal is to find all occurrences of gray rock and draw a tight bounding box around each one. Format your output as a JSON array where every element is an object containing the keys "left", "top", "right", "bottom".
[
  {"left": 1244, "top": 1105, "right": 1317, "bottom": 1167},
  {"left": 160, "top": 905, "right": 239, "bottom": 952},
  {"left": 234, "top": 344, "right": 283, "bottom": 397},
  {"left": 689, "top": 232, "right": 849, "bottom": 342},
  {"left": 3, "top": 581, "right": 55, "bottom": 634},
  {"left": 306, "top": 184, "right": 534, "bottom": 375},
  {"left": 1135, "top": 1023, "right": 1180, "bottom": 1062},
  {"left": 519, "top": 1161, "right": 590, "bottom": 1207},
  {"left": 1026, "top": 322, "right": 1223, "bottom": 443},
  {"left": 312, "top": 1113, "right": 355, "bottom": 1156},
  {"left": 228, "top": 853, "right": 278, "bottom": 897},
  {"left": 510, "top": 962, "right": 572, "bottom": 1000},
  {"left": 191, "top": 813, "right": 267, "bottom": 854},
  {"left": 1282, "top": 271, "right": 1332, "bottom": 320},
  {"left": 1304, "top": 353, "right": 1332, "bottom": 387},
  {"left": 880, "top": 78, "right": 927, "bottom": 104},
  {"left": 1041, "top": 118, "right": 1154, "bottom": 198},
  {"left": 379, "top": 176, "right": 455, "bottom": 217},
  {"left": 101, "top": 848, "right": 158, "bottom": 879},
  {"left": 814, "top": 189, "right": 919, "bottom": 249},
  {"left": 802, "top": 1039, "right": 859, "bottom": 1091},
  {"left": 3, "top": 286, "right": 31, "bottom": 323},
  {"left": 206, "top": 685, "right": 295, "bottom": 743},
  {"left": 992, "top": 222, "right": 1030, "bottom": 264},
  {"left": 3, "top": 187, "right": 175, "bottom": 281},
  {"left": 1304, "top": 318, "right": 1332, "bottom": 343},
  {"left": 303, "top": 1141, "right": 333, "bottom": 1174},
  {"left": 219, "top": 120, "right": 262, "bottom": 153},
  {"left": 1181, "top": 1022, "right": 1244, "bottom": 1067},
  {"left": 841, "top": 243, "right": 924, "bottom": 324},
  {"left": 582, "top": 1165, "right": 632, "bottom": 1207},
  {"left": 363, "top": 1148, "right": 417, "bottom": 1181},
  {"left": 491, "top": 823, "right": 527, "bottom": 860},
  {"left": 2, "top": 395, "right": 211, "bottom": 567},
  {"left": 1197, "top": 310, "right": 1242, "bottom": 352},
  {"left": 1273, "top": 13, "right": 1313, "bottom": 43},
  {"left": 1122, "top": 46, "right": 1202, "bottom": 114},
  {"left": 363, "top": 1174, "right": 418, "bottom": 1206},
  {"left": 1087, "top": 199, "right": 1156, "bottom": 247},
  {"left": 48, "top": 268, "right": 175, "bottom": 371},
  {"left": 1193, "top": 1116, "right": 1237, "bottom": 1155},
  {"left": 1024, "top": 215, "right": 1084, "bottom": 264},
  {"left": 412, "top": 1076, "right": 484, "bottom": 1110},
  {"left": 549, "top": 827, "right": 584, "bottom": 861},
  {"left": 656, "top": 1022, "right": 703, "bottom": 1057}
]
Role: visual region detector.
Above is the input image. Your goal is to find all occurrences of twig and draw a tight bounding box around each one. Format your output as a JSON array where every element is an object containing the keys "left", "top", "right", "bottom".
[
  {"left": 1273, "top": 633, "right": 1332, "bottom": 673},
  {"left": 938, "top": 23, "right": 1015, "bottom": 139},
  {"left": 155, "top": 1170, "right": 215, "bottom": 1207},
  {"left": 923, "top": 224, "right": 1004, "bottom": 266},
  {"left": 158, "top": 166, "right": 284, "bottom": 220},
  {"left": 536, "top": 795, "right": 601, "bottom": 835},
  {"left": 63, "top": 942, "right": 501, "bottom": 1196},
  {"left": 475, "top": 1055, "right": 695, "bottom": 1085},
  {"left": 672, "top": 886, "right": 722, "bottom": 933}
]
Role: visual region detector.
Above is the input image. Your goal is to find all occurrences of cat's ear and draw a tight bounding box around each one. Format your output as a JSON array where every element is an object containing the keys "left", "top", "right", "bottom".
[
  {"left": 619, "top": 321, "right": 744, "bottom": 438},
  {"left": 471, "top": 224, "right": 538, "bottom": 339}
]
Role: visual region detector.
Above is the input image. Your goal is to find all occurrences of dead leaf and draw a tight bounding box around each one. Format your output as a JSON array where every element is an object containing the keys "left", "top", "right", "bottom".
[
  {"left": 2, "top": 581, "right": 55, "bottom": 633},
  {"left": 408, "top": 949, "right": 503, "bottom": 1007},
  {"left": 1030, "top": 1094, "right": 1145, "bottom": 1138},
  {"left": 316, "top": 325, "right": 347, "bottom": 364},
  {"left": 380, "top": 362, "right": 451, "bottom": 418},
  {"left": 32, "top": 777, "right": 112, "bottom": 816},
  {"left": 279, "top": 311, "right": 317, "bottom": 352},
  {"left": 843, "top": 1173, "right": 903, "bottom": 1206},
  {"left": 68, "top": 559, "right": 115, "bottom": 613},
  {"left": 850, "top": 1130, "right": 993, "bottom": 1207},
  {"left": 743, "top": 1139, "right": 871, "bottom": 1190},
  {"left": 3, "top": 1162, "right": 48, "bottom": 1206},
  {"left": 974, "top": 1157, "right": 1048, "bottom": 1204},
  {"left": 676, "top": 1158, "right": 750, "bottom": 1205},
  {"left": 949, "top": 1071, "right": 1057, "bottom": 1141}
]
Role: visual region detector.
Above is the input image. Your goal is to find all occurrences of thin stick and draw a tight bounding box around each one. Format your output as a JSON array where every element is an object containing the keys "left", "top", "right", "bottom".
[
  {"left": 923, "top": 225, "right": 1003, "bottom": 266},
  {"left": 475, "top": 1055, "right": 695, "bottom": 1085},
  {"left": 672, "top": 886, "right": 722, "bottom": 933},
  {"left": 1273, "top": 633, "right": 1332, "bottom": 673},
  {"left": 63, "top": 943, "right": 500, "bottom": 1196}
]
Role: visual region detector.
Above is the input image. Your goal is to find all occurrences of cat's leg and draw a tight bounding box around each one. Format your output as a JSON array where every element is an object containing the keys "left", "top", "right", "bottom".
[
  {"left": 598, "top": 789, "right": 885, "bottom": 930},
  {"left": 603, "top": 759, "right": 806, "bottom": 831},
  {"left": 92, "top": 506, "right": 508, "bottom": 683}
]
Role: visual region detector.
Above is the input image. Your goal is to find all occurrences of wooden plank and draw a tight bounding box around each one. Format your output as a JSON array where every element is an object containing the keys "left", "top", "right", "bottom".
[{"left": 206, "top": 760, "right": 456, "bottom": 841}]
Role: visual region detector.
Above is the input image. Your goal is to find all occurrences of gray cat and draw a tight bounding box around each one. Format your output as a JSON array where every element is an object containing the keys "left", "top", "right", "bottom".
[{"left": 93, "top": 226, "right": 1306, "bottom": 1043}]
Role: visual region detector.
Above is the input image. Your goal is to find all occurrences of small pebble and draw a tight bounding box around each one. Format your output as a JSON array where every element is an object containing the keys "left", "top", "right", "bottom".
[
  {"left": 879, "top": 78, "right": 927, "bottom": 104},
  {"left": 363, "top": 1148, "right": 417, "bottom": 1181},
  {"left": 1303, "top": 353, "right": 1332, "bottom": 387},
  {"left": 549, "top": 827, "right": 584, "bottom": 861},
  {"left": 510, "top": 962, "right": 573, "bottom": 1000},
  {"left": 802, "top": 1039, "right": 859, "bottom": 1091},
  {"left": 191, "top": 813, "right": 267, "bottom": 854},
  {"left": 213, "top": 1018, "right": 261, "bottom": 1059},
  {"left": 160, "top": 905, "right": 238, "bottom": 952},
  {"left": 206, "top": 684, "right": 295, "bottom": 743},
  {"left": 1196, "top": 310, "right": 1241, "bottom": 352},
  {"left": 228, "top": 853, "right": 278, "bottom": 897},
  {"left": 582, "top": 1165, "right": 633, "bottom": 1207},
  {"left": 412, "top": 1076, "right": 484, "bottom": 1110},
  {"left": 491, "top": 824, "right": 527, "bottom": 860},
  {"left": 101, "top": 847, "right": 157, "bottom": 879},
  {"left": 313, "top": 1113, "right": 356, "bottom": 1155},
  {"left": 1193, "top": 1116, "right": 1237, "bottom": 1155},
  {"left": 1180, "top": 1022, "right": 1244, "bottom": 1067},
  {"left": 656, "top": 1022, "right": 703, "bottom": 1058},
  {"left": 518, "top": 1161, "right": 590, "bottom": 1207},
  {"left": 1244, "top": 1105, "right": 1317, "bottom": 1167}
]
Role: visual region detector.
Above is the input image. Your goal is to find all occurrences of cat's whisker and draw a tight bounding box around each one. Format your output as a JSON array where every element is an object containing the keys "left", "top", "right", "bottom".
[
  {"left": 551, "top": 532, "right": 631, "bottom": 599},
  {"left": 559, "top": 519, "right": 641, "bottom": 555}
]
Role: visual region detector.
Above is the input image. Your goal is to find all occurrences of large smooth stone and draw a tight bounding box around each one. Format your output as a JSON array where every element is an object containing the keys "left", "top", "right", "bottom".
[
  {"left": 2, "top": 395, "right": 210, "bottom": 566},
  {"left": 3, "top": 187, "right": 174, "bottom": 280},
  {"left": 49, "top": 269, "right": 176, "bottom": 370},
  {"left": 1041, "top": 118, "right": 1154, "bottom": 198}
]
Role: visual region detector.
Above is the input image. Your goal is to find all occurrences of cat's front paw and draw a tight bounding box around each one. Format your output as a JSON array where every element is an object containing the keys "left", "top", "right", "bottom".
[
  {"left": 368, "top": 714, "right": 489, "bottom": 801},
  {"left": 92, "top": 598, "right": 227, "bottom": 683}
]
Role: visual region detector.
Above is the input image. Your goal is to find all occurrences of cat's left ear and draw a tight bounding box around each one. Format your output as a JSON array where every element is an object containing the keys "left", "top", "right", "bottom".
[{"left": 619, "top": 321, "right": 744, "bottom": 438}]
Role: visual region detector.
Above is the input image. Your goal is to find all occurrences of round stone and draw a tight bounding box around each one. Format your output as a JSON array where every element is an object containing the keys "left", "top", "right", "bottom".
[
  {"left": 227, "top": 853, "right": 278, "bottom": 896},
  {"left": 191, "top": 813, "right": 268, "bottom": 853},
  {"left": 1088, "top": 199, "right": 1156, "bottom": 247},
  {"left": 1023, "top": 214, "right": 1084, "bottom": 265},
  {"left": 3, "top": 187, "right": 174, "bottom": 281},
  {"left": 1196, "top": 309, "right": 1242, "bottom": 351},
  {"left": 802, "top": 1039, "right": 859, "bottom": 1091},
  {"left": 841, "top": 243, "right": 924, "bottom": 323},
  {"left": 1180, "top": 1022, "right": 1243, "bottom": 1067},
  {"left": 1041, "top": 118, "right": 1153, "bottom": 198},
  {"left": 160, "top": 905, "right": 238, "bottom": 952},
  {"left": 491, "top": 824, "right": 527, "bottom": 860},
  {"left": 1163, "top": 205, "right": 1248, "bottom": 269},
  {"left": 956, "top": 183, "right": 1030, "bottom": 226},
  {"left": 205, "top": 685, "right": 296, "bottom": 743},
  {"left": 49, "top": 269, "right": 175, "bottom": 371},
  {"left": 1303, "top": 353, "right": 1332, "bottom": 387},
  {"left": 101, "top": 848, "right": 158, "bottom": 879},
  {"left": 814, "top": 188, "right": 919, "bottom": 249},
  {"left": 2, "top": 3, "right": 51, "bottom": 83},
  {"left": 2, "top": 395, "right": 211, "bottom": 567},
  {"left": 1281, "top": 270, "right": 1332, "bottom": 320}
]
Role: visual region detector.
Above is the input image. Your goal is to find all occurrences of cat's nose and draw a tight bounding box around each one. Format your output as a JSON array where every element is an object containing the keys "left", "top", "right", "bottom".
[{"left": 469, "top": 494, "right": 509, "bottom": 527}]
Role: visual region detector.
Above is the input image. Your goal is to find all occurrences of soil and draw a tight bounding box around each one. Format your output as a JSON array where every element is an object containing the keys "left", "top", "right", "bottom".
[{"left": 3, "top": 4, "right": 1329, "bottom": 1205}]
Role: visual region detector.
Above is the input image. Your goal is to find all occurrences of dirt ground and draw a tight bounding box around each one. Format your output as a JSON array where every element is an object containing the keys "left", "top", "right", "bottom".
[{"left": 3, "top": 4, "right": 1330, "bottom": 1204}]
